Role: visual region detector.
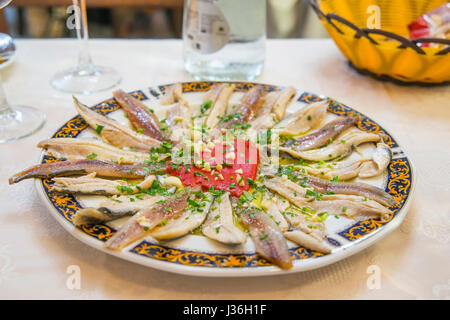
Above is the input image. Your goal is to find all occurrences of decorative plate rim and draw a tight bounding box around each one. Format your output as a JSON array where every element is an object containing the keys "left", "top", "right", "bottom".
[{"left": 34, "top": 81, "right": 416, "bottom": 277}]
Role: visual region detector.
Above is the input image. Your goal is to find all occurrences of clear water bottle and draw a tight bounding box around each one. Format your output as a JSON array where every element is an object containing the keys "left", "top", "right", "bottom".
[{"left": 183, "top": 0, "right": 266, "bottom": 81}]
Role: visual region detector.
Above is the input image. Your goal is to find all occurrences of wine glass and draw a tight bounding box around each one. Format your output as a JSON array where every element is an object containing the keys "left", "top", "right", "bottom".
[
  {"left": 50, "top": 0, "right": 121, "bottom": 94},
  {"left": 0, "top": 0, "right": 15, "bottom": 67},
  {"left": 0, "top": 0, "right": 46, "bottom": 143}
]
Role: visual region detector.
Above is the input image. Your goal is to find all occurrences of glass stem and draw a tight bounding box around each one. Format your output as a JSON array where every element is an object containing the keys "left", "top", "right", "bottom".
[
  {"left": 0, "top": 76, "right": 12, "bottom": 118},
  {"left": 74, "top": 0, "right": 93, "bottom": 70}
]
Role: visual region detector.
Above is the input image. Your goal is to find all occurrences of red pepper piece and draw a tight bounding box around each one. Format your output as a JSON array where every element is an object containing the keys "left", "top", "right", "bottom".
[{"left": 167, "top": 138, "right": 259, "bottom": 197}]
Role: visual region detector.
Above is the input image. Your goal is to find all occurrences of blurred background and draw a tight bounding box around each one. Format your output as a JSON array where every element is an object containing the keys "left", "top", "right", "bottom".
[{"left": 0, "top": 0, "right": 329, "bottom": 39}]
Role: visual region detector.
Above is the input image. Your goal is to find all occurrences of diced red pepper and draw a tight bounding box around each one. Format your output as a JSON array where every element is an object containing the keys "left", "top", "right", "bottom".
[{"left": 166, "top": 138, "right": 259, "bottom": 197}]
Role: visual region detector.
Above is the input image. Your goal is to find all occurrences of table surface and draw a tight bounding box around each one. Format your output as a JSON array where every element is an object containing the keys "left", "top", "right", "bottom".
[{"left": 0, "top": 39, "right": 449, "bottom": 299}]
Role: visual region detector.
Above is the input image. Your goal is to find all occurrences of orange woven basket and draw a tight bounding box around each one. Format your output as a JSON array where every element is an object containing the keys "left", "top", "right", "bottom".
[{"left": 310, "top": 0, "right": 450, "bottom": 85}]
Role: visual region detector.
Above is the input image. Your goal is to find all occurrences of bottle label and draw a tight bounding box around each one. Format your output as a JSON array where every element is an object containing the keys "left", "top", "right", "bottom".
[{"left": 184, "top": 0, "right": 230, "bottom": 54}]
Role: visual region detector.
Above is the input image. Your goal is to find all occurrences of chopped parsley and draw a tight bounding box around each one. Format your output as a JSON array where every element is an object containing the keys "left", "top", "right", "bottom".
[
  {"left": 116, "top": 185, "right": 134, "bottom": 194},
  {"left": 201, "top": 100, "right": 212, "bottom": 114},
  {"left": 300, "top": 177, "right": 308, "bottom": 187},
  {"left": 187, "top": 198, "right": 201, "bottom": 207},
  {"left": 305, "top": 189, "right": 323, "bottom": 201},
  {"left": 109, "top": 197, "right": 122, "bottom": 203},
  {"left": 242, "top": 190, "right": 255, "bottom": 202},
  {"left": 96, "top": 125, "right": 104, "bottom": 134},
  {"left": 218, "top": 113, "right": 241, "bottom": 122},
  {"left": 231, "top": 123, "right": 251, "bottom": 130},
  {"left": 137, "top": 179, "right": 169, "bottom": 196},
  {"left": 259, "top": 234, "right": 269, "bottom": 240},
  {"left": 151, "top": 141, "right": 173, "bottom": 154},
  {"left": 318, "top": 211, "right": 329, "bottom": 222}
]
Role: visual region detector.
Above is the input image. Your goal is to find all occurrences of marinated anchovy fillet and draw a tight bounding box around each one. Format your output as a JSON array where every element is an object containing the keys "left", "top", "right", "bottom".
[
  {"left": 248, "top": 113, "right": 277, "bottom": 133},
  {"left": 281, "top": 203, "right": 320, "bottom": 232},
  {"left": 275, "top": 100, "right": 328, "bottom": 136},
  {"left": 281, "top": 127, "right": 381, "bottom": 161},
  {"left": 294, "top": 156, "right": 372, "bottom": 181},
  {"left": 113, "top": 89, "right": 168, "bottom": 141},
  {"left": 73, "top": 194, "right": 164, "bottom": 226},
  {"left": 359, "top": 143, "right": 392, "bottom": 178},
  {"left": 238, "top": 206, "right": 292, "bottom": 269},
  {"left": 73, "top": 208, "right": 132, "bottom": 226},
  {"left": 224, "top": 85, "right": 265, "bottom": 128},
  {"left": 202, "top": 192, "right": 247, "bottom": 245},
  {"left": 245, "top": 113, "right": 277, "bottom": 143},
  {"left": 37, "top": 138, "right": 150, "bottom": 164},
  {"left": 204, "top": 84, "right": 235, "bottom": 129},
  {"left": 316, "top": 194, "right": 392, "bottom": 220},
  {"left": 259, "top": 86, "right": 296, "bottom": 121},
  {"left": 261, "top": 193, "right": 290, "bottom": 232},
  {"left": 284, "top": 230, "right": 332, "bottom": 254},
  {"left": 282, "top": 116, "right": 359, "bottom": 152},
  {"left": 159, "top": 83, "right": 184, "bottom": 105},
  {"left": 258, "top": 146, "right": 279, "bottom": 177},
  {"left": 105, "top": 191, "right": 190, "bottom": 250},
  {"left": 52, "top": 173, "right": 155, "bottom": 196},
  {"left": 8, "top": 159, "right": 165, "bottom": 184},
  {"left": 73, "top": 96, "right": 161, "bottom": 151},
  {"left": 165, "top": 101, "right": 191, "bottom": 143},
  {"left": 264, "top": 176, "right": 308, "bottom": 198},
  {"left": 264, "top": 177, "right": 391, "bottom": 219},
  {"left": 151, "top": 192, "right": 214, "bottom": 240},
  {"left": 273, "top": 194, "right": 290, "bottom": 214},
  {"left": 297, "top": 174, "right": 395, "bottom": 207},
  {"left": 279, "top": 201, "right": 331, "bottom": 254}
]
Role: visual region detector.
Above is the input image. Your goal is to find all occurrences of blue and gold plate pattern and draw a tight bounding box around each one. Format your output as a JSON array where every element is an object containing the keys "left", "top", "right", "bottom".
[{"left": 36, "top": 82, "right": 415, "bottom": 277}]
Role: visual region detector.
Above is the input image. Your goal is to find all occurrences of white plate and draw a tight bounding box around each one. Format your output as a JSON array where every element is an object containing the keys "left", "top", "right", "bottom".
[{"left": 35, "top": 82, "right": 416, "bottom": 277}]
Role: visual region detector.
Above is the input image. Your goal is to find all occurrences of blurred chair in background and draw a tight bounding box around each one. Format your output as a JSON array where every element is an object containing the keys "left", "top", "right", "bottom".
[
  {"left": 268, "top": 0, "right": 328, "bottom": 38},
  {"left": 1, "top": 0, "right": 328, "bottom": 39},
  {"left": 2, "top": 0, "right": 183, "bottom": 38},
  {"left": 268, "top": 0, "right": 306, "bottom": 38}
]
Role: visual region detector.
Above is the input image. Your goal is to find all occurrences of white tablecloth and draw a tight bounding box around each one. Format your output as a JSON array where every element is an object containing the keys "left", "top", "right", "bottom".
[{"left": 0, "top": 39, "right": 449, "bottom": 299}]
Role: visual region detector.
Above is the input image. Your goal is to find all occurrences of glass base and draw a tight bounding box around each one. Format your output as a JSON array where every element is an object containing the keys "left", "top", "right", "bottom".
[
  {"left": 189, "top": 71, "right": 262, "bottom": 81},
  {"left": 50, "top": 65, "right": 121, "bottom": 94},
  {"left": 0, "top": 105, "right": 46, "bottom": 143},
  {"left": 185, "top": 61, "right": 264, "bottom": 81}
]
